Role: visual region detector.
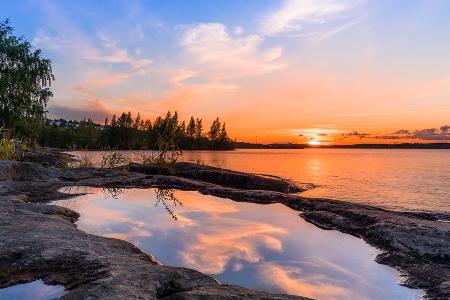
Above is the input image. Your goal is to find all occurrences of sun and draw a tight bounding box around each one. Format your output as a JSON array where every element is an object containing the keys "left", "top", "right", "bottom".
[{"left": 308, "top": 140, "right": 322, "bottom": 146}]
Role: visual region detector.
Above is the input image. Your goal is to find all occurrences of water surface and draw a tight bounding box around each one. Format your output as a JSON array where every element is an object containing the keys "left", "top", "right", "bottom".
[
  {"left": 0, "top": 280, "right": 65, "bottom": 300},
  {"left": 54, "top": 187, "right": 422, "bottom": 300},
  {"left": 69, "top": 149, "right": 450, "bottom": 212}
]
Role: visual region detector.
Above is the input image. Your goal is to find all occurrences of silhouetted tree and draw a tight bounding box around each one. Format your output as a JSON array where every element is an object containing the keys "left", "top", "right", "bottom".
[{"left": 0, "top": 19, "right": 55, "bottom": 142}]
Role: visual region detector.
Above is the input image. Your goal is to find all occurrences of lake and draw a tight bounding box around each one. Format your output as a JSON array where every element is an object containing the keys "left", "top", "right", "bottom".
[
  {"left": 69, "top": 148, "right": 450, "bottom": 213},
  {"left": 53, "top": 187, "right": 422, "bottom": 300}
]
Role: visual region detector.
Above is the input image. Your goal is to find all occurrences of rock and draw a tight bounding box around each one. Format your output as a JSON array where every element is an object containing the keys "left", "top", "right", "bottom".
[
  {"left": 162, "top": 285, "right": 305, "bottom": 299},
  {"left": 0, "top": 161, "right": 60, "bottom": 181},
  {"left": 129, "top": 162, "right": 303, "bottom": 193},
  {"left": 19, "top": 148, "right": 76, "bottom": 168}
]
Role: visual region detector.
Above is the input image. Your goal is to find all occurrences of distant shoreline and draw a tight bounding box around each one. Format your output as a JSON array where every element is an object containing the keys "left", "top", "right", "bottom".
[{"left": 234, "top": 142, "right": 450, "bottom": 149}]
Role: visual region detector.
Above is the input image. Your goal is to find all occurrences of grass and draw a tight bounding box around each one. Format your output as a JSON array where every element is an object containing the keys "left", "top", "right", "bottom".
[
  {"left": 70, "top": 153, "right": 94, "bottom": 168},
  {"left": 140, "top": 140, "right": 182, "bottom": 175},
  {"left": 195, "top": 159, "right": 206, "bottom": 166},
  {"left": 0, "top": 138, "right": 17, "bottom": 160},
  {"left": 100, "top": 151, "right": 128, "bottom": 168},
  {"left": 141, "top": 149, "right": 182, "bottom": 175}
]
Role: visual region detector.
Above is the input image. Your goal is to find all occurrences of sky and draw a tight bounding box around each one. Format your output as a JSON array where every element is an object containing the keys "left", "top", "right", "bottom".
[{"left": 2, "top": 0, "right": 450, "bottom": 144}]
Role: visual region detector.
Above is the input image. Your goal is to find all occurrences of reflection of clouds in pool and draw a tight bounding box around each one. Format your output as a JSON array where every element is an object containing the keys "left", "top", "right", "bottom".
[
  {"left": 78, "top": 205, "right": 148, "bottom": 228},
  {"left": 0, "top": 280, "right": 66, "bottom": 300},
  {"left": 258, "top": 262, "right": 352, "bottom": 300},
  {"left": 174, "top": 190, "right": 240, "bottom": 215},
  {"left": 181, "top": 220, "right": 286, "bottom": 274},
  {"left": 312, "top": 256, "right": 362, "bottom": 282},
  {"left": 53, "top": 187, "right": 422, "bottom": 300},
  {"left": 105, "top": 226, "right": 152, "bottom": 241}
]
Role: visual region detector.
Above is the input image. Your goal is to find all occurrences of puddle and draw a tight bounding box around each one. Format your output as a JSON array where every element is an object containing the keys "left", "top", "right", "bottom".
[
  {"left": 54, "top": 187, "right": 423, "bottom": 300},
  {"left": 0, "top": 280, "right": 65, "bottom": 300}
]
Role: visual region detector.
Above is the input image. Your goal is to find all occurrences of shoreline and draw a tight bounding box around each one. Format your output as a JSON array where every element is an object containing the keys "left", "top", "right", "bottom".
[{"left": 0, "top": 150, "right": 449, "bottom": 299}]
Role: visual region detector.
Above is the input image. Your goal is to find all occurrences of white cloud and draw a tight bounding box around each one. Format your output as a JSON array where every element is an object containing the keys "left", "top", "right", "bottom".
[
  {"left": 262, "top": 0, "right": 355, "bottom": 35},
  {"left": 312, "top": 20, "right": 358, "bottom": 42},
  {"left": 172, "top": 68, "right": 197, "bottom": 85},
  {"left": 33, "top": 29, "right": 153, "bottom": 89},
  {"left": 180, "top": 23, "right": 284, "bottom": 84},
  {"left": 97, "top": 31, "right": 153, "bottom": 71},
  {"left": 131, "top": 58, "right": 153, "bottom": 70}
]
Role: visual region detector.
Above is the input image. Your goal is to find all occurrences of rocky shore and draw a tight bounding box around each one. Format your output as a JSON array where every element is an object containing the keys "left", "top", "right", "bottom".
[{"left": 1, "top": 150, "right": 449, "bottom": 299}]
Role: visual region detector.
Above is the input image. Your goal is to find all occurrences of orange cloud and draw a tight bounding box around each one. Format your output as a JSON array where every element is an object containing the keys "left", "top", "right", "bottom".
[
  {"left": 181, "top": 219, "right": 286, "bottom": 274},
  {"left": 257, "top": 262, "right": 352, "bottom": 300}
]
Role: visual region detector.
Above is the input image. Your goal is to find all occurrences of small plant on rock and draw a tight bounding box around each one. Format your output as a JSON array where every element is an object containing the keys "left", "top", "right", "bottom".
[
  {"left": 100, "top": 151, "right": 127, "bottom": 168},
  {"left": 140, "top": 139, "right": 182, "bottom": 175},
  {"left": 0, "top": 134, "right": 17, "bottom": 161},
  {"left": 73, "top": 153, "right": 94, "bottom": 168}
]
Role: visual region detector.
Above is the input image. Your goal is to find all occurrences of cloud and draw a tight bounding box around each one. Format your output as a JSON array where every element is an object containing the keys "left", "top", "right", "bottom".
[
  {"left": 273, "top": 128, "right": 344, "bottom": 143},
  {"left": 345, "top": 130, "right": 370, "bottom": 138},
  {"left": 411, "top": 127, "right": 450, "bottom": 140},
  {"left": 374, "top": 135, "right": 402, "bottom": 140},
  {"left": 257, "top": 262, "right": 351, "bottom": 300},
  {"left": 95, "top": 32, "right": 153, "bottom": 71},
  {"left": 48, "top": 99, "right": 110, "bottom": 122},
  {"left": 341, "top": 125, "right": 450, "bottom": 142},
  {"left": 262, "top": 0, "right": 356, "bottom": 35},
  {"left": 180, "top": 23, "right": 284, "bottom": 84},
  {"left": 33, "top": 28, "right": 153, "bottom": 90},
  {"left": 392, "top": 129, "right": 410, "bottom": 135},
  {"left": 172, "top": 68, "right": 197, "bottom": 85},
  {"left": 312, "top": 20, "right": 358, "bottom": 42},
  {"left": 182, "top": 220, "right": 286, "bottom": 274}
]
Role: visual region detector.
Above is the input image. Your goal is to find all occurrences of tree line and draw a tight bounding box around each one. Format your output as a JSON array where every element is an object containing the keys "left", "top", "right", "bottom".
[{"left": 38, "top": 111, "right": 234, "bottom": 150}]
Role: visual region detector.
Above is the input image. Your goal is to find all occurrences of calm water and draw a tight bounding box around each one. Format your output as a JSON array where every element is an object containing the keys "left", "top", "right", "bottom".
[
  {"left": 54, "top": 187, "right": 422, "bottom": 300},
  {"left": 0, "top": 280, "right": 65, "bottom": 300},
  {"left": 70, "top": 149, "right": 450, "bottom": 213}
]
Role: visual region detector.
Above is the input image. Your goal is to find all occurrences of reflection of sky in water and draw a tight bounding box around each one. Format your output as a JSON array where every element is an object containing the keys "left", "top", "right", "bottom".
[
  {"left": 54, "top": 187, "right": 422, "bottom": 300},
  {"left": 0, "top": 280, "right": 65, "bottom": 300}
]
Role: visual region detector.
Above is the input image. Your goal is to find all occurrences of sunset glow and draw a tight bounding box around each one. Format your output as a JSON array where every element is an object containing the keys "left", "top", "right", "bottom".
[
  {"left": 308, "top": 140, "right": 321, "bottom": 146},
  {"left": 2, "top": 0, "right": 449, "bottom": 145}
]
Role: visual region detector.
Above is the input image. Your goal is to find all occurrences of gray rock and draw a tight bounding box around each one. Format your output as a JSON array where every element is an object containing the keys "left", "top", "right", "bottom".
[
  {"left": 129, "top": 162, "right": 303, "bottom": 193},
  {"left": 0, "top": 160, "right": 60, "bottom": 181}
]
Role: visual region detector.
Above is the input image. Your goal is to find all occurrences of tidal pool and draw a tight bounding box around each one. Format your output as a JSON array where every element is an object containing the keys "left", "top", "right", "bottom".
[
  {"left": 54, "top": 187, "right": 422, "bottom": 300},
  {"left": 0, "top": 280, "right": 65, "bottom": 300}
]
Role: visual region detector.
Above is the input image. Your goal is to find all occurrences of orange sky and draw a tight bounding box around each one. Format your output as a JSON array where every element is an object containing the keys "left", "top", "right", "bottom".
[{"left": 6, "top": 0, "right": 449, "bottom": 144}]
